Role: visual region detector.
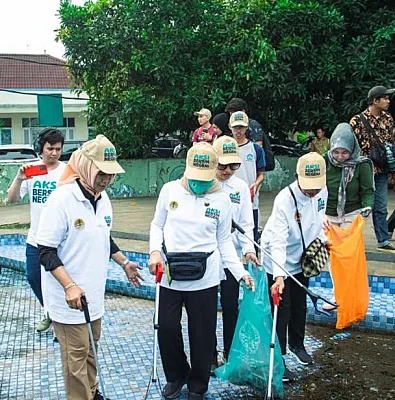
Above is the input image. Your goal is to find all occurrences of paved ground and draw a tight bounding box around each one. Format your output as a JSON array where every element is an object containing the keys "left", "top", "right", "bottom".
[
  {"left": 0, "top": 191, "right": 394, "bottom": 399},
  {"left": 1, "top": 191, "right": 394, "bottom": 276},
  {"left": 0, "top": 267, "right": 324, "bottom": 400}
]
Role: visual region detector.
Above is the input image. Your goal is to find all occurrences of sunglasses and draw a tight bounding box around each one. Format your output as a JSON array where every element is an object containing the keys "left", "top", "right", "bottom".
[{"left": 218, "top": 163, "right": 241, "bottom": 171}]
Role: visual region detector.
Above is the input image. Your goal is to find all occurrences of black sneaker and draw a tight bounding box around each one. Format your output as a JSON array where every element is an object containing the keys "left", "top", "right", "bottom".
[
  {"left": 289, "top": 346, "right": 313, "bottom": 365},
  {"left": 94, "top": 390, "right": 111, "bottom": 400},
  {"left": 282, "top": 365, "right": 297, "bottom": 383},
  {"left": 377, "top": 243, "right": 395, "bottom": 253},
  {"left": 187, "top": 392, "right": 204, "bottom": 400},
  {"left": 162, "top": 378, "right": 187, "bottom": 399}
]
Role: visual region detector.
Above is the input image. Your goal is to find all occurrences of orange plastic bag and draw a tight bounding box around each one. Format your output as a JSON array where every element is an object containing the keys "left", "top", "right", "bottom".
[{"left": 325, "top": 215, "right": 369, "bottom": 329}]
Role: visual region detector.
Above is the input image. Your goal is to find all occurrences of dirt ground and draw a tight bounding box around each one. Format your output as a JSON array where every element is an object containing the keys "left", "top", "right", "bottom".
[{"left": 283, "top": 325, "right": 395, "bottom": 400}]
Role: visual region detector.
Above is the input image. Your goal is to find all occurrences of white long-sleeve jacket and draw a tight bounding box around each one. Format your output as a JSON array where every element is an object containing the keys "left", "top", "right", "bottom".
[
  {"left": 261, "top": 180, "right": 328, "bottom": 278},
  {"left": 221, "top": 175, "right": 255, "bottom": 258},
  {"left": 150, "top": 180, "right": 249, "bottom": 291}
]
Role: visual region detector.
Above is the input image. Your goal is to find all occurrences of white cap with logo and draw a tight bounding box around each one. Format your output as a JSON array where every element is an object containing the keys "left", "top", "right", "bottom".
[
  {"left": 212, "top": 136, "right": 242, "bottom": 165},
  {"left": 229, "top": 111, "right": 249, "bottom": 127},
  {"left": 296, "top": 152, "right": 326, "bottom": 190},
  {"left": 81, "top": 134, "right": 125, "bottom": 174},
  {"left": 184, "top": 142, "right": 218, "bottom": 181}
]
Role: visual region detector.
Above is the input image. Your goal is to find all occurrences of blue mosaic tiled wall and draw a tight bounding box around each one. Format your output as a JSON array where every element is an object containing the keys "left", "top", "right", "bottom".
[{"left": 1, "top": 234, "right": 394, "bottom": 332}]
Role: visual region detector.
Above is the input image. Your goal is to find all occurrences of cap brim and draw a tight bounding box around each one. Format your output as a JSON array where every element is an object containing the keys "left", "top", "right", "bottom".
[
  {"left": 218, "top": 155, "right": 242, "bottom": 165},
  {"left": 93, "top": 160, "right": 125, "bottom": 174},
  {"left": 385, "top": 89, "right": 395, "bottom": 95},
  {"left": 194, "top": 112, "right": 209, "bottom": 117},
  {"left": 184, "top": 165, "right": 216, "bottom": 181},
  {"left": 298, "top": 175, "right": 326, "bottom": 190},
  {"left": 230, "top": 122, "right": 248, "bottom": 127}
]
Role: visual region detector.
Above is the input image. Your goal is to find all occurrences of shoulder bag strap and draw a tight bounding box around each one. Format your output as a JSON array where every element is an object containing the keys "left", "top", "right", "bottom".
[
  {"left": 287, "top": 186, "right": 306, "bottom": 252},
  {"left": 359, "top": 113, "right": 381, "bottom": 142}
]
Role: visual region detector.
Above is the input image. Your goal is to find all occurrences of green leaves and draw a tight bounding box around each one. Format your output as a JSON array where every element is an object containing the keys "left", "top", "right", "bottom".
[{"left": 58, "top": 0, "right": 395, "bottom": 154}]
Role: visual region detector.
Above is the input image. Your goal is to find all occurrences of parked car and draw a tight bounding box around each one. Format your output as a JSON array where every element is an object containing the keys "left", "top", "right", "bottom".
[
  {"left": 269, "top": 136, "right": 313, "bottom": 157},
  {"left": 0, "top": 144, "right": 40, "bottom": 163},
  {"left": 59, "top": 140, "right": 86, "bottom": 161},
  {"left": 151, "top": 137, "right": 186, "bottom": 158}
]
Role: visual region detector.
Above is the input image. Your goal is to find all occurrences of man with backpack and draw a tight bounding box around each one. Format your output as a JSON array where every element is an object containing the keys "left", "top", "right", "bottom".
[
  {"left": 350, "top": 85, "right": 395, "bottom": 253},
  {"left": 229, "top": 111, "right": 266, "bottom": 250},
  {"left": 225, "top": 97, "right": 275, "bottom": 172}
]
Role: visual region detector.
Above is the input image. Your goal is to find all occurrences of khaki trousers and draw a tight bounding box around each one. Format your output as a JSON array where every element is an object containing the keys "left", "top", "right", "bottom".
[{"left": 53, "top": 318, "right": 102, "bottom": 400}]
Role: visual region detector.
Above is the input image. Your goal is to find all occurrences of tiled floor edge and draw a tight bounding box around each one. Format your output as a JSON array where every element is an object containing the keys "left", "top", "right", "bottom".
[{"left": 0, "top": 261, "right": 393, "bottom": 333}]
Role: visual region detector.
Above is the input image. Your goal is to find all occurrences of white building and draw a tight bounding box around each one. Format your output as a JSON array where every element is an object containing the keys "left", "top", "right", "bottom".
[{"left": 0, "top": 54, "right": 89, "bottom": 145}]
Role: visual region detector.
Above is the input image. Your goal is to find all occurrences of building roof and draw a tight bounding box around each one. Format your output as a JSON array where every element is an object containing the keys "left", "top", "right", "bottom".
[{"left": 0, "top": 54, "right": 72, "bottom": 89}]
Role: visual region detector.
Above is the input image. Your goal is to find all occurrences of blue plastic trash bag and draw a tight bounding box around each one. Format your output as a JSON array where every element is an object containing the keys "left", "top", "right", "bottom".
[{"left": 215, "top": 266, "right": 284, "bottom": 398}]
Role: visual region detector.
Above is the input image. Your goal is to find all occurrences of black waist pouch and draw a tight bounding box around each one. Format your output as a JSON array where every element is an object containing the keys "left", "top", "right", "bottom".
[{"left": 166, "top": 251, "right": 213, "bottom": 281}]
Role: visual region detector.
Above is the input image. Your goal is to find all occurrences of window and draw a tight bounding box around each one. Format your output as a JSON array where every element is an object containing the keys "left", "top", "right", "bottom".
[
  {"left": 0, "top": 118, "right": 12, "bottom": 144},
  {"left": 22, "top": 117, "right": 76, "bottom": 145}
]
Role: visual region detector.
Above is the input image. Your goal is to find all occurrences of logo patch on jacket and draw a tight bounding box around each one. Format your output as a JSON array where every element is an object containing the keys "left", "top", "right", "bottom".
[
  {"left": 205, "top": 207, "right": 220, "bottom": 220},
  {"left": 104, "top": 215, "right": 112, "bottom": 227},
  {"left": 317, "top": 198, "right": 325, "bottom": 212},
  {"left": 229, "top": 192, "right": 241, "bottom": 204},
  {"left": 74, "top": 218, "right": 85, "bottom": 230},
  {"left": 246, "top": 153, "right": 254, "bottom": 161},
  {"left": 169, "top": 201, "right": 178, "bottom": 211}
]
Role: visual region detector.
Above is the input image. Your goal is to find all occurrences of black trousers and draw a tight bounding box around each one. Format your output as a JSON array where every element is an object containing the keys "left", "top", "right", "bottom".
[
  {"left": 158, "top": 285, "right": 218, "bottom": 394},
  {"left": 267, "top": 272, "right": 308, "bottom": 355},
  {"left": 215, "top": 269, "right": 240, "bottom": 358},
  {"left": 253, "top": 209, "right": 260, "bottom": 254}
]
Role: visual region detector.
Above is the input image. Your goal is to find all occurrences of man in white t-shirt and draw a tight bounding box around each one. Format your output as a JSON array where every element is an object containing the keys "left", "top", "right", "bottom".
[
  {"left": 8, "top": 128, "right": 65, "bottom": 333},
  {"left": 230, "top": 111, "right": 266, "bottom": 251}
]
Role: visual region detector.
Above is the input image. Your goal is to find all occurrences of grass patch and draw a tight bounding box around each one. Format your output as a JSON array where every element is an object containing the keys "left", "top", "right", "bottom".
[{"left": 0, "top": 223, "right": 30, "bottom": 230}]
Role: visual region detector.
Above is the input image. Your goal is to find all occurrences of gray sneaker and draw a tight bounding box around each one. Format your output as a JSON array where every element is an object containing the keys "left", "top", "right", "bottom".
[
  {"left": 377, "top": 243, "right": 395, "bottom": 254},
  {"left": 36, "top": 316, "right": 52, "bottom": 333}
]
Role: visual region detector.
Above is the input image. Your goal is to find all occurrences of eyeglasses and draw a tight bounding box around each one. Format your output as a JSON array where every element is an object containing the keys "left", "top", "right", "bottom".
[{"left": 218, "top": 163, "right": 241, "bottom": 171}]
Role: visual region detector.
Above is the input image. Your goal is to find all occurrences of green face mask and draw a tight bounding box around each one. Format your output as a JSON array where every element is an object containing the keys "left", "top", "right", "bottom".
[{"left": 188, "top": 179, "right": 214, "bottom": 195}]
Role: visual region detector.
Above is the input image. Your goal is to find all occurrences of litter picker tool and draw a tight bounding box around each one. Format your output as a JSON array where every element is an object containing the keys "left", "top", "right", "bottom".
[
  {"left": 232, "top": 220, "right": 338, "bottom": 316},
  {"left": 153, "top": 262, "right": 164, "bottom": 383},
  {"left": 81, "top": 296, "right": 107, "bottom": 400},
  {"left": 266, "top": 287, "right": 280, "bottom": 400},
  {"left": 144, "top": 263, "right": 164, "bottom": 400}
]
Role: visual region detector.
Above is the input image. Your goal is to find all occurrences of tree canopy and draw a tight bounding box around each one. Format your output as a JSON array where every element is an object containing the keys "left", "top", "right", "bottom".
[{"left": 58, "top": 0, "right": 395, "bottom": 156}]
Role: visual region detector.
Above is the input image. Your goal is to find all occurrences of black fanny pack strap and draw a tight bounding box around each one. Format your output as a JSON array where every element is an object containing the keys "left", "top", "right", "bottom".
[{"left": 288, "top": 186, "right": 306, "bottom": 252}]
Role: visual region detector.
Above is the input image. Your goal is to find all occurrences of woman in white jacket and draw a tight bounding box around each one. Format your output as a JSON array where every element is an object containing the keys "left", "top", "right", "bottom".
[
  {"left": 262, "top": 152, "right": 328, "bottom": 382},
  {"left": 149, "top": 142, "right": 254, "bottom": 400},
  {"left": 211, "top": 136, "right": 259, "bottom": 367}
]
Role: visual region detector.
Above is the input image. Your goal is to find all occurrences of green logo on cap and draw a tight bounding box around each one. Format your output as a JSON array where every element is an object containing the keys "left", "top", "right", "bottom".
[
  {"left": 104, "top": 147, "right": 116, "bottom": 161},
  {"left": 193, "top": 154, "right": 210, "bottom": 168},
  {"left": 233, "top": 113, "right": 244, "bottom": 121},
  {"left": 305, "top": 164, "right": 321, "bottom": 177},
  {"left": 223, "top": 143, "right": 237, "bottom": 154}
]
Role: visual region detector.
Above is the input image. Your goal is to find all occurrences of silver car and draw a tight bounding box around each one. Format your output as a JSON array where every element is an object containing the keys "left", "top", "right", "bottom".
[{"left": 0, "top": 144, "right": 41, "bottom": 163}]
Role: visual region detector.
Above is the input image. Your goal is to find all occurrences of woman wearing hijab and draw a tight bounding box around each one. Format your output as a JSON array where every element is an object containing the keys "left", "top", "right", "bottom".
[
  {"left": 323, "top": 123, "right": 374, "bottom": 310},
  {"left": 149, "top": 142, "right": 255, "bottom": 400},
  {"left": 36, "top": 135, "right": 143, "bottom": 400},
  {"left": 212, "top": 113, "right": 231, "bottom": 139}
]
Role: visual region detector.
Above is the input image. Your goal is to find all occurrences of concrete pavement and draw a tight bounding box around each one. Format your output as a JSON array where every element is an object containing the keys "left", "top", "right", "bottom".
[{"left": 1, "top": 191, "right": 394, "bottom": 276}]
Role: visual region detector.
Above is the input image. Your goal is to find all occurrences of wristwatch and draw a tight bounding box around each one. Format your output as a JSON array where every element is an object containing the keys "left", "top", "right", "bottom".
[{"left": 121, "top": 259, "right": 130, "bottom": 268}]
